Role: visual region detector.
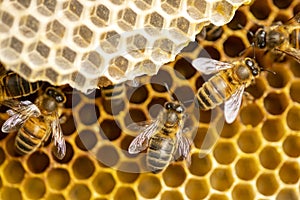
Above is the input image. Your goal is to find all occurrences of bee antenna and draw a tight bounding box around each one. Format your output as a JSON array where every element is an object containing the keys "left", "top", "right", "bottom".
[
  {"left": 163, "top": 83, "right": 175, "bottom": 101},
  {"left": 261, "top": 68, "right": 276, "bottom": 75}
]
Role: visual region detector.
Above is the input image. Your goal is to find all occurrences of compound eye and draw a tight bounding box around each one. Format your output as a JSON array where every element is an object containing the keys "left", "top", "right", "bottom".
[
  {"left": 165, "top": 102, "right": 173, "bottom": 110},
  {"left": 46, "top": 88, "right": 55, "bottom": 96},
  {"left": 176, "top": 105, "right": 184, "bottom": 113},
  {"left": 252, "top": 69, "right": 259, "bottom": 76},
  {"left": 56, "top": 95, "right": 65, "bottom": 103},
  {"left": 245, "top": 59, "right": 254, "bottom": 67}
]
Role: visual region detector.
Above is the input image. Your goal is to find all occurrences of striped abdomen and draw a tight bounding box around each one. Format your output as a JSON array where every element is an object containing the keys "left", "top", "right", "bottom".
[
  {"left": 15, "top": 117, "right": 50, "bottom": 155},
  {"left": 147, "top": 133, "right": 176, "bottom": 173},
  {"left": 0, "top": 72, "right": 41, "bottom": 100},
  {"left": 196, "top": 73, "right": 235, "bottom": 110},
  {"left": 289, "top": 28, "right": 300, "bottom": 49},
  {"left": 101, "top": 83, "right": 124, "bottom": 101}
]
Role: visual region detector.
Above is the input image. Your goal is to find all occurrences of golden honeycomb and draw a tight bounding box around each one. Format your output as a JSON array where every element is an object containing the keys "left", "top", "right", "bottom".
[
  {"left": 0, "top": 0, "right": 300, "bottom": 199},
  {"left": 0, "top": 0, "right": 251, "bottom": 92}
]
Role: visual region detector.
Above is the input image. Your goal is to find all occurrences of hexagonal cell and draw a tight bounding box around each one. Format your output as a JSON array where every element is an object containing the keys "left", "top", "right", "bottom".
[
  {"left": 108, "top": 56, "right": 129, "bottom": 80},
  {"left": 211, "top": 0, "right": 235, "bottom": 25},
  {"left": 69, "top": 184, "right": 91, "bottom": 200},
  {"left": 114, "top": 187, "right": 136, "bottom": 200},
  {"left": 46, "top": 193, "right": 66, "bottom": 200},
  {"left": 134, "top": 0, "right": 153, "bottom": 10},
  {"left": 163, "top": 165, "right": 186, "bottom": 187},
  {"left": 240, "top": 104, "right": 264, "bottom": 127},
  {"left": 80, "top": 51, "right": 103, "bottom": 74},
  {"left": 256, "top": 173, "right": 279, "bottom": 196},
  {"left": 188, "top": 153, "right": 212, "bottom": 176},
  {"left": 100, "top": 31, "right": 121, "bottom": 54},
  {"left": 11, "top": 0, "right": 31, "bottom": 9},
  {"left": 237, "top": 130, "right": 261, "bottom": 153},
  {"left": 161, "top": 190, "right": 184, "bottom": 200},
  {"left": 0, "top": 36, "right": 23, "bottom": 60},
  {"left": 96, "top": 145, "right": 120, "bottom": 167},
  {"left": 286, "top": 106, "right": 300, "bottom": 131},
  {"left": 276, "top": 188, "right": 299, "bottom": 200},
  {"left": 117, "top": 162, "right": 140, "bottom": 183},
  {"left": 45, "top": 67, "right": 59, "bottom": 83},
  {"left": 28, "top": 41, "right": 51, "bottom": 65},
  {"left": 185, "top": 178, "right": 209, "bottom": 199},
  {"left": 210, "top": 167, "right": 234, "bottom": 191},
  {"left": 46, "top": 20, "right": 66, "bottom": 43},
  {"left": 73, "top": 25, "right": 93, "bottom": 48},
  {"left": 235, "top": 157, "right": 259, "bottom": 180},
  {"left": 3, "top": 160, "right": 25, "bottom": 184},
  {"left": 19, "top": 14, "right": 40, "bottom": 37},
  {"left": 126, "top": 34, "right": 147, "bottom": 58},
  {"left": 213, "top": 141, "right": 237, "bottom": 164},
  {"left": 23, "top": 177, "right": 46, "bottom": 199},
  {"left": 144, "top": 12, "right": 164, "bottom": 35},
  {"left": 138, "top": 174, "right": 161, "bottom": 198},
  {"left": 37, "top": 0, "right": 57, "bottom": 16},
  {"left": 117, "top": 8, "right": 137, "bottom": 31},
  {"left": 55, "top": 46, "right": 77, "bottom": 69},
  {"left": 1, "top": 187, "right": 22, "bottom": 200},
  {"left": 161, "top": 0, "right": 182, "bottom": 14},
  {"left": 133, "top": 59, "right": 157, "bottom": 75},
  {"left": 151, "top": 38, "right": 175, "bottom": 62},
  {"left": 232, "top": 183, "right": 255, "bottom": 200},
  {"left": 47, "top": 168, "right": 70, "bottom": 190},
  {"left": 72, "top": 156, "right": 95, "bottom": 179},
  {"left": 187, "top": 0, "right": 207, "bottom": 20},
  {"left": 0, "top": 11, "right": 14, "bottom": 33},
  {"left": 93, "top": 172, "right": 116, "bottom": 195},
  {"left": 208, "top": 194, "right": 229, "bottom": 200},
  {"left": 279, "top": 161, "right": 299, "bottom": 184},
  {"left": 110, "top": 0, "right": 125, "bottom": 5},
  {"left": 261, "top": 118, "right": 285, "bottom": 142},
  {"left": 63, "top": 0, "right": 83, "bottom": 21},
  {"left": 170, "top": 17, "right": 191, "bottom": 40},
  {"left": 100, "top": 119, "right": 122, "bottom": 141},
  {"left": 283, "top": 134, "right": 300, "bottom": 158},
  {"left": 90, "top": 4, "right": 110, "bottom": 27},
  {"left": 27, "top": 152, "right": 49, "bottom": 174}
]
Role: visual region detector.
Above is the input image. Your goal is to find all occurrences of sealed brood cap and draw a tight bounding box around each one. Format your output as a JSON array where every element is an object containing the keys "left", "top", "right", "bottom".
[{"left": 0, "top": 0, "right": 252, "bottom": 92}]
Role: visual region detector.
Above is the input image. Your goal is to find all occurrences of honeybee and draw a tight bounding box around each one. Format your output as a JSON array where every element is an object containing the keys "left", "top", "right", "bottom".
[
  {"left": 252, "top": 12, "right": 300, "bottom": 62},
  {"left": 192, "top": 57, "right": 261, "bottom": 123},
  {"left": 1, "top": 87, "right": 66, "bottom": 159},
  {"left": 128, "top": 101, "right": 192, "bottom": 173},
  {"left": 0, "top": 69, "right": 41, "bottom": 100}
]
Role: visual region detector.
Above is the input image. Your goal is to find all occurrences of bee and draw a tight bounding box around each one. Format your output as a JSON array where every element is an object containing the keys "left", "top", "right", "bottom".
[
  {"left": 1, "top": 87, "right": 66, "bottom": 159},
  {"left": 252, "top": 12, "right": 300, "bottom": 62},
  {"left": 0, "top": 64, "right": 41, "bottom": 100},
  {"left": 192, "top": 57, "right": 261, "bottom": 123},
  {"left": 128, "top": 101, "right": 192, "bottom": 173}
]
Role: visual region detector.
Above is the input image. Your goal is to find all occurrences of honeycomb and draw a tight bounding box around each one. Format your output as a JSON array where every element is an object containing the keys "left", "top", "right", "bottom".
[
  {"left": 0, "top": 0, "right": 300, "bottom": 200},
  {"left": 0, "top": 0, "right": 251, "bottom": 92}
]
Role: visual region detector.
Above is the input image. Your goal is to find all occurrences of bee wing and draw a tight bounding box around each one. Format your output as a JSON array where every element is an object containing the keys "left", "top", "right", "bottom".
[
  {"left": 275, "top": 48, "right": 300, "bottom": 63},
  {"left": 224, "top": 86, "right": 244, "bottom": 124},
  {"left": 176, "top": 129, "right": 192, "bottom": 165},
  {"left": 51, "top": 118, "right": 66, "bottom": 160},
  {"left": 1, "top": 100, "right": 40, "bottom": 133},
  {"left": 192, "top": 58, "right": 232, "bottom": 74},
  {"left": 128, "top": 120, "right": 159, "bottom": 154},
  {"left": 286, "top": 12, "right": 300, "bottom": 25}
]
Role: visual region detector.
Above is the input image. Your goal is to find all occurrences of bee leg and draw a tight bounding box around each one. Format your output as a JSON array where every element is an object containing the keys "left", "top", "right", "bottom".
[{"left": 243, "top": 92, "right": 254, "bottom": 103}]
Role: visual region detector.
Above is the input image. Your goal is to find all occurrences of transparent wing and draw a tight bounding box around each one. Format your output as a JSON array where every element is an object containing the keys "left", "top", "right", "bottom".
[
  {"left": 128, "top": 120, "right": 159, "bottom": 154},
  {"left": 1, "top": 100, "right": 40, "bottom": 133},
  {"left": 192, "top": 58, "right": 232, "bottom": 74},
  {"left": 51, "top": 118, "right": 66, "bottom": 160},
  {"left": 176, "top": 128, "right": 192, "bottom": 166},
  {"left": 286, "top": 11, "right": 300, "bottom": 25},
  {"left": 275, "top": 48, "right": 300, "bottom": 63},
  {"left": 127, "top": 120, "right": 154, "bottom": 132},
  {"left": 224, "top": 87, "right": 244, "bottom": 124}
]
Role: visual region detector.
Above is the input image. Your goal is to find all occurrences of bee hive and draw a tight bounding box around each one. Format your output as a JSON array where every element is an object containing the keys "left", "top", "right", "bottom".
[
  {"left": 0, "top": 0, "right": 300, "bottom": 199},
  {"left": 0, "top": 0, "right": 251, "bottom": 92}
]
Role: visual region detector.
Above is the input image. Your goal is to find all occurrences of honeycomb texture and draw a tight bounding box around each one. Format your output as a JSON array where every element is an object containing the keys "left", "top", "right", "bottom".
[
  {"left": 0, "top": 0, "right": 300, "bottom": 199},
  {"left": 0, "top": 0, "right": 251, "bottom": 92}
]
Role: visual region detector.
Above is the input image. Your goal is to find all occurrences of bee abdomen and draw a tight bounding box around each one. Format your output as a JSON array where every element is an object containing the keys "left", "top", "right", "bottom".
[
  {"left": 290, "top": 29, "right": 300, "bottom": 49},
  {"left": 197, "top": 75, "right": 227, "bottom": 110}
]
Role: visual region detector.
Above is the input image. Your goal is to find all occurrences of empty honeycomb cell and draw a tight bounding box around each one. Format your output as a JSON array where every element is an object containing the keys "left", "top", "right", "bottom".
[
  {"left": 290, "top": 80, "right": 300, "bottom": 103},
  {"left": 78, "top": 103, "right": 100, "bottom": 125},
  {"left": 53, "top": 142, "right": 74, "bottom": 163},
  {"left": 55, "top": 46, "right": 77, "bottom": 69},
  {"left": 286, "top": 106, "right": 300, "bottom": 130},
  {"left": 63, "top": 0, "right": 83, "bottom": 21},
  {"left": 208, "top": 194, "right": 229, "bottom": 200},
  {"left": 210, "top": 168, "right": 234, "bottom": 191},
  {"left": 126, "top": 34, "right": 147, "bottom": 58},
  {"left": 163, "top": 164, "right": 186, "bottom": 187},
  {"left": 264, "top": 92, "right": 289, "bottom": 115},
  {"left": 117, "top": 8, "right": 137, "bottom": 31},
  {"left": 11, "top": 0, "right": 31, "bottom": 9},
  {"left": 117, "top": 162, "right": 140, "bottom": 183},
  {"left": 278, "top": 161, "right": 299, "bottom": 184},
  {"left": 19, "top": 62, "right": 33, "bottom": 77},
  {"left": 213, "top": 141, "right": 237, "bottom": 164},
  {"left": 72, "top": 156, "right": 95, "bottom": 179},
  {"left": 256, "top": 173, "right": 279, "bottom": 196},
  {"left": 0, "top": 187, "right": 22, "bottom": 200},
  {"left": 273, "top": 0, "right": 293, "bottom": 9},
  {"left": 259, "top": 146, "right": 282, "bottom": 170},
  {"left": 266, "top": 67, "right": 290, "bottom": 88},
  {"left": 19, "top": 15, "right": 40, "bottom": 37},
  {"left": 127, "top": 86, "right": 148, "bottom": 104},
  {"left": 147, "top": 97, "right": 168, "bottom": 118},
  {"left": 235, "top": 157, "right": 259, "bottom": 180},
  {"left": 134, "top": 0, "right": 153, "bottom": 10},
  {"left": 150, "top": 70, "right": 173, "bottom": 92},
  {"left": 108, "top": 56, "right": 129, "bottom": 79},
  {"left": 261, "top": 118, "right": 284, "bottom": 142},
  {"left": 189, "top": 154, "right": 212, "bottom": 176},
  {"left": 187, "top": 0, "right": 207, "bottom": 20},
  {"left": 161, "top": 190, "right": 184, "bottom": 200},
  {"left": 23, "top": 177, "right": 46, "bottom": 199},
  {"left": 220, "top": 121, "right": 240, "bottom": 138},
  {"left": 161, "top": 0, "right": 182, "bottom": 15},
  {"left": 237, "top": 130, "right": 261, "bottom": 153},
  {"left": 75, "top": 129, "right": 97, "bottom": 151},
  {"left": 194, "top": 127, "right": 218, "bottom": 151},
  {"left": 173, "top": 86, "right": 195, "bottom": 105},
  {"left": 232, "top": 183, "right": 255, "bottom": 200},
  {"left": 73, "top": 25, "right": 93, "bottom": 47},
  {"left": 1, "top": 36, "right": 24, "bottom": 60},
  {"left": 91, "top": 4, "right": 110, "bottom": 27},
  {"left": 27, "top": 152, "right": 50, "bottom": 173},
  {"left": 46, "top": 20, "right": 66, "bottom": 43},
  {"left": 45, "top": 68, "right": 59, "bottom": 83},
  {"left": 174, "top": 57, "right": 196, "bottom": 79},
  {"left": 114, "top": 187, "right": 136, "bottom": 200},
  {"left": 0, "top": 147, "right": 5, "bottom": 165},
  {"left": 152, "top": 38, "right": 175, "bottom": 62},
  {"left": 0, "top": 11, "right": 14, "bottom": 32},
  {"left": 69, "top": 184, "right": 91, "bottom": 200},
  {"left": 185, "top": 178, "right": 209, "bottom": 199},
  {"left": 211, "top": 0, "right": 235, "bottom": 25},
  {"left": 28, "top": 41, "right": 50, "bottom": 65},
  {"left": 93, "top": 172, "right": 116, "bottom": 195},
  {"left": 61, "top": 115, "right": 76, "bottom": 136},
  {"left": 125, "top": 108, "right": 147, "bottom": 125},
  {"left": 144, "top": 12, "right": 164, "bottom": 35},
  {"left": 100, "top": 30, "right": 122, "bottom": 54},
  {"left": 47, "top": 168, "right": 70, "bottom": 190},
  {"left": 3, "top": 160, "right": 25, "bottom": 184},
  {"left": 46, "top": 193, "right": 66, "bottom": 200},
  {"left": 250, "top": 0, "right": 271, "bottom": 20},
  {"left": 96, "top": 145, "right": 119, "bottom": 167},
  {"left": 240, "top": 104, "right": 264, "bottom": 126},
  {"left": 276, "top": 188, "right": 299, "bottom": 200},
  {"left": 245, "top": 78, "right": 266, "bottom": 99},
  {"left": 223, "top": 36, "right": 246, "bottom": 57},
  {"left": 227, "top": 10, "right": 247, "bottom": 30},
  {"left": 138, "top": 174, "right": 161, "bottom": 198},
  {"left": 81, "top": 51, "right": 103, "bottom": 74},
  {"left": 102, "top": 98, "right": 126, "bottom": 116},
  {"left": 283, "top": 134, "right": 300, "bottom": 157},
  {"left": 100, "top": 119, "right": 121, "bottom": 141},
  {"left": 170, "top": 17, "right": 190, "bottom": 38},
  {"left": 36, "top": 0, "right": 57, "bottom": 16},
  {"left": 199, "top": 46, "right": 221, "bottom": 60}
]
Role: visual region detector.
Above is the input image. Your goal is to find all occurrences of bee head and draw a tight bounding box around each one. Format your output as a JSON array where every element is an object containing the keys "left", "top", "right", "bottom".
[
  {"left": 235, "top": 58, "right": 260, "bottom": 82},
  {"left": 163, "top": 102, "right": 185, "bottom": 126},
  {"left": 254, "top": 28, "right": 267, "bottom": 49},
  {"left": 164, "top": 102, "right": 185, "bottom": 113},
  {"left": 245, "top": 58, "right": 260, "bottom": 77},
  {"left": 46, "top": 87, "right": 66, "bottom": 104}
]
